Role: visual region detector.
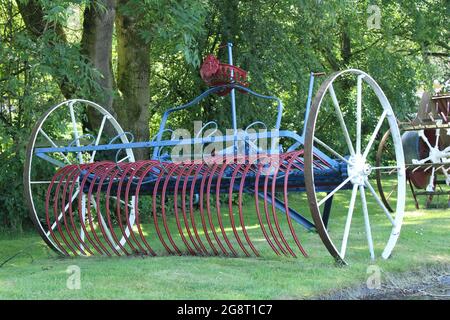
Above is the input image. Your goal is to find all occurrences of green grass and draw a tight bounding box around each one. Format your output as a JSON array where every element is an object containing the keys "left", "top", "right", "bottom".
[{"left": 0, "top": 182, "right": 449, "bottom": 299}]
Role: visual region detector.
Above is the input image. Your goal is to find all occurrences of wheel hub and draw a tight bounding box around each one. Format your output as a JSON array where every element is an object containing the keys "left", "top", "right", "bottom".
[
  {"left": 429, "top": 146, "right": 446, "bottom": 163},
  {"left": 347, "top": 154, "right": 372, "bottom": 185}
]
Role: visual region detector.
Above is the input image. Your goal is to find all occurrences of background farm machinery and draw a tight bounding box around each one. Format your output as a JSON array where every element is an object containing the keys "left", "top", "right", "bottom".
[
  {"left": 377, "top": 91, "right": 450, "bottom": 210},
  {"left": 24, "top": 44, "right": 407, "bottom": 264}
]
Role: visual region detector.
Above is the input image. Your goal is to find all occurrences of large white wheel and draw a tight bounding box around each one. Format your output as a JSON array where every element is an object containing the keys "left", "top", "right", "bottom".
[
  {"left": 24, "top": 99, "right": 135, "bottom": 256},
  {"left": 304, "top": 69, "right": 406, "bottom": 264}
]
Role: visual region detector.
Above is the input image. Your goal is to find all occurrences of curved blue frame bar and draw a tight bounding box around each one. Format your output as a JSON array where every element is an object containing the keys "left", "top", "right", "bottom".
[{"left": 152, "top": 83, "right": 284, "bottom": 158}]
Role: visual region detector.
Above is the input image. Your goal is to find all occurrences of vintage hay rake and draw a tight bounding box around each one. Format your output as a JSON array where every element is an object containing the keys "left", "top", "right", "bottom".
[{"left": 24, "top": 44, "right": 406, "bottom": 264}]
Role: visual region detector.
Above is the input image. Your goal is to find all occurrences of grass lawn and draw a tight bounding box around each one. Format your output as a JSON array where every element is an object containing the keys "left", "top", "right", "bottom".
[{"left": 0, "top": 180, "right": 449, "bottom": 299}]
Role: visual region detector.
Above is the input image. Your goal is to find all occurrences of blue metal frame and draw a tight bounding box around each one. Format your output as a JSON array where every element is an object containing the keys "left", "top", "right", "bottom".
[
  {"left": 151, "top": 83, "right": 285, "bottom": 159},
  {"left": 35, "top": 129, "right": 338, "bottom": 168}
]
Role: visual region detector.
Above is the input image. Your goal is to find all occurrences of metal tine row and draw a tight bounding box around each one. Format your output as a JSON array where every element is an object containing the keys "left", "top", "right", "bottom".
[
  {"left": 401, "top": 101, "right": 450, "bottom": 131},
  {"left": 45, "top": 151, "right": 316, "bottom": 258}
]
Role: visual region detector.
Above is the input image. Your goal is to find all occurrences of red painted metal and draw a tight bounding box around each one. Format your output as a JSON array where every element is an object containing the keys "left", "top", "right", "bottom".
[
  {"left": 200, "top": 54, "right": 249, "bottom": 96},
  {"left": 44, "top": 151, "right": 335, "bottom": 257}
]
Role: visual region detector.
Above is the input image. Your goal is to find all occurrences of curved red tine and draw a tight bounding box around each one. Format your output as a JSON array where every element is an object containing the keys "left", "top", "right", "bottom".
[
  {"left": 95, "top": 163, "right": 128, "bottom": 255},
  {"left": 198, "top": 162, "right": 221, "bottom": 255},
  {"left": 150, "top": 163, "right": 175, "bottom": 254},
  {"left": 253, "top": 160, "right": 281, "bottom": 256},
  {"left": 123, "top": 160, "right": 156, "bottom": 256},
  {"left": 75, "top": 162, "right": 110, "bottom": 255},
  {"left": 160, "top": 163, "right": 183, "bottom": 255},
  {"left": 45, "top": 165, "right": 74, "bottom": 256},
  {"left": 51, "top": 165, "right": 80, "bottom": 255},
  {"left": 215, "top": 160, "right": 238, "bottom": 256},
  {"left": 237, "top": 158, "right": 260, "bottom": 256},
  {"left": 84, "top": 162, "right": 119, "bottom": 256},
  {"left": 173, "top": 163, "right": 198, "bottom": 255},
  {"left": 206, "top": 162, "right": 229, "bottom": 256},
  {"left": 58, "top": 166, "right": 82, "bottom": 254},
  {"left": 62, "top": 165, "right": 93, "bottom": 255},
  {"left": 134, "top": 161, "right": 171, "bottom": 256},
  {"left": 65, "top": 166, "right": 96, "bottom": 256},
  {"left": 116, "top": 161, "right": 149, "bottom": 254},
  {"left": 52, "top": 165, "right": 79, "bottom": 256},
  {"left": 262, "top": 159, "right": 289, "bottom": 256},
  {"left": 270, "top": 154, "right": 296, "bottom": 257},
  {"left": 110, "top": 163, "right": 140, "bottom": 254},
  {"left": 282, "top": 151, "right": 308, "bottom": 257},
  {"left": 181, "top": 162, "right": 205, "bottom": 255},
  {"left": 82, "top": 163, "right": 119, "bottom": 255},
  {"left": 228, "top": 160, "right": 251, "bottom": 257},
  {"left": 289, "top": 150, "right": 305, "bottom": 171}
]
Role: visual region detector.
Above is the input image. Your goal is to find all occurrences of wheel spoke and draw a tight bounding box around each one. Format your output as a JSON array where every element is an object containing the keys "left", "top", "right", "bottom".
[
  {"left": 418, "top": 130, "right": 433, "bottom": 150},
  {"left": 31, "top": 180, "right": 72, "bottom": 184},
  {"left": 79, "top": 194, "right": 87, "bottom": 250},
  {"left": 365, "top": 180, "right": 396, "bottom": 227},
  {"left": 340, "top": 184, "right": 358, "bottom": 258},
  {"left": 356, "top": 75, "right": 364, "bottom": 154},
  {"left": 385, "top": 183, "right": 398, "bottom": 201},
  {"left": 362, "top": 110, "right": 387, "bottom": 160},
  {"left": 441, "top": 166, "right": 450, "bottom": 185},
  {"left": 90, "top": 115, "right": 108, "bottom": 163},
  {"left": 434, "top": 126, "right": 441, "bottom": 149},
  {"left": 328, "top": 84, "right": 355, "bottom": 156},
  {"left": 46, "top": 188, "right": 80, "bottom": 234},
  {"left": 88, "top": 196, "right": 117, "bottom": 246},
  {"left": 110, "top": 196, "right": 134, "bottom": 208},
  {"left": 318, "top": 176, "right": 352, "bottom": 207},
  {"left": 38, "top": 128, "right": 72, "bottom": 165},
  {"left": 69, "top": 101, "right": 83, "bottom": 164},
  {"left": 426, "top": 167, "right": 436, "bottom": 192},
  {"left": 314, "top": 137, "right": 350, "bottom": 164},
  {"left": 118, "top": 155, "right": 131, "bottom": 163},
  {"left": 359, "top": 185, "right": 375, "bottom": 260}
]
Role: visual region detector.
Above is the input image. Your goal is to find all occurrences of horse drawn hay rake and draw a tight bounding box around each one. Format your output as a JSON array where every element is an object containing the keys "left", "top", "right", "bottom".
[{"left": 24, "top": 44, "right": 406, "bottom": 264}]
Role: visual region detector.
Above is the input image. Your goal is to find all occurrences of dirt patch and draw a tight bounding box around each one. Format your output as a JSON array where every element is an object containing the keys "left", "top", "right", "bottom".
[{"left": 317, "top": 264, "right": 450, "bottom": 300}]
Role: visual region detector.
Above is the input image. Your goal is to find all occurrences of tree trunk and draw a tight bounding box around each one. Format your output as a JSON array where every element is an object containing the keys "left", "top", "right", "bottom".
[
  {"left": 18, "top": 0, "right": 152, "bottom": 160},
  {"left": 80, "top": 0, "right": 116, "bottom": 118},
  {"left": 80, "top": 0, "right": 118, "bottom": 136},
  {"left": 115, "top": 1, "right": 151, "bottom": 160}
]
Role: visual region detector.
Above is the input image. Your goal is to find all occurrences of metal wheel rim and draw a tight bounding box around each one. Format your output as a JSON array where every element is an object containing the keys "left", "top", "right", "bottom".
[{"left": 24, "top": 99, "right": 135, "bottom": 256}]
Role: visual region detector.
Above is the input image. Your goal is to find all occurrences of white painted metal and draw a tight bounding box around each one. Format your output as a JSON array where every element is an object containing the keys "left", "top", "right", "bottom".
[
  {"left": 90, "top": 115, "right": 108, "bottom": 163},
  {"left": 359, "top": 185, "right": 375, "bottom": 260},
  {"left": 412, "top": 122, "right": 450, "bottom": 191},
  {"left": 365, "top": 180, "right": 396, "bottom": 227},
  {"left": 317, "top": 176, "right": 353, "bottom": 207},
  {"left": 356, "top": 75, "right": 364, "bottom": 155},
  {"left": 39, "top": 128, "right": 72, "bottom": 165},
  {"left": 328, "top": 84, "right": 355, "bottom": 156},
  {"left": 310, "top": 69, "right": 406, "bottom": 261},
  {"left": 340, "top": 184, "right": 358, "bottom": 258},
  {"left": 313, "top": 137, "right": 350, "bottom": 164},
  {"left": 362, "top": 110, "right": 387, "bottom": 160}
]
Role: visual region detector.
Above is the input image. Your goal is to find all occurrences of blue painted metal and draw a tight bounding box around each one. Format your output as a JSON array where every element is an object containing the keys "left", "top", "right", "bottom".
[
  {"left": 35, "top": 129, "right": 338, "bottom": 167},
  {"left": 302, "top": 72, "right": 316, "bottom": 138},
  {"left": 152, "top": 83, "right": 284, "bottom": 159},
  {"left": 36, "top": 153, "right": 65, "bottom": 168},
  {"left": 227, "top": 42, "right": 238, "bottom": 136}
]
